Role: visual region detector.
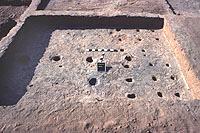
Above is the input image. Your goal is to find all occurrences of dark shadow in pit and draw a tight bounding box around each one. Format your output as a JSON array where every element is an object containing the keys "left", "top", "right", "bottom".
[
  {"left": 0, "top": 19, "right": 17, "bottom": 40},
  {"left": 0, "top": 15, "right": 164, "bottom": 106},
  {"left": 0, "top": 0, "right": 31, "bottom": 6},
  {"left": 37, "top": 0, "right": 51, "bottom": 10},
  {"left": 0, "top": 17, "right": 52, "bottom": 106},
  {"left": 35, "top": 15, "right": 164, "bottom": 30}
]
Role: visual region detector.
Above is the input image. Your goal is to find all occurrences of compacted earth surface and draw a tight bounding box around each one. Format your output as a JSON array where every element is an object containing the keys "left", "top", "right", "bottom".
[{"left": 0, "top": 0, "right": 200, "bottom": 132}]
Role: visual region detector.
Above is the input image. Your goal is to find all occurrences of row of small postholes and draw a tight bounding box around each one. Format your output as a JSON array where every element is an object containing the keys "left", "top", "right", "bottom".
[{"left": 126, "top": 92, "right": 181, "bottom": 99}]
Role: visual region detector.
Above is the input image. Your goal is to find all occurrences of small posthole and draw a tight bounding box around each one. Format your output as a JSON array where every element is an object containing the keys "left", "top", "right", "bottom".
[
  {"left": 136, "top": 29, "right": 140, "bottom": 32},
  {"left": 89, "top": 78, "right": 97, "bottom": 86},
  {"left": 120, "top": 49, "right": 124, "bottom": 52},
  {"left": 123, "top": 64, "right": 129, "bottom": 68},
  {"left": 155, "top": 38, "right": 159, "bottom": 41},
  {"left": 157, "top": 92, "right": 163, "bottom": 97},
  {"left": 149, "top": 63, "right": 154, "bottom": 66},
  {"left": 50, "top": 55, "right": 61, "bottom": 62},
  {"left": 142, "top": 49, "right": 146, "bottom": 52},
  {"left": 175, "top": 93, "right": 180, "bottom": 97},
  {"left": 126, "top": 78, "right": 133, "bottom": 82},
  {"left": 127, "top": 93, "right": 136, "bottom": 99},
  {"left": 170, "top": 75, "right": 176, "bottom": 80},
  {"left": 166, "top": 63, "right": 170, "bottom": 67},
  {"left": 125, "top": 56, "right": 132, "bottom": 61},
  {"left": 86, "top": 57, "right": 93, "bottom": 63},
  {"left": 152, "top": 76, "right": 157, "bottom": 81}
]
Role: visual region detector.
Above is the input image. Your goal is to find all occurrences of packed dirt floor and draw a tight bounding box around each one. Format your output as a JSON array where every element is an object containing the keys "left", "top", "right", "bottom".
[{"left": 0, "top": 0, "right": 200, "bottom": 132}]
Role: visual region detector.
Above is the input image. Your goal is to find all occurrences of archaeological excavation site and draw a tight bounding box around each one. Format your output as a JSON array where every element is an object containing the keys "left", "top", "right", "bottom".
[{"left": 0, "top": 0, "right": 200, "bottom": 132}]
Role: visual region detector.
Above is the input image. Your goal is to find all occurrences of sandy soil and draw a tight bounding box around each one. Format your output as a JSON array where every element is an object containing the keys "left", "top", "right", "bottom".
[{"left": 0, "top": 0, "right": 200, "bottom": 132}]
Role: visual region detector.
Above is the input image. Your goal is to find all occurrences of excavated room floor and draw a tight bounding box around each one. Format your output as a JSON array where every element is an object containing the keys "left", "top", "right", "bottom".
[
  {"left": 0, "top": 16, "right": 190, "bottom": 106},
  {"left": 1, "top": 0, "right": 200, "bottom": 132}
]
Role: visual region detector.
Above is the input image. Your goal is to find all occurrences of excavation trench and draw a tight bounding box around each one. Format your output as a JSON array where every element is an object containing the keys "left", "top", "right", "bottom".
[
  {"left": 37, "top": 0, "right": 51, "bottom": 10},
  {"left": 0, "top": 0, "right": 31, "bottom": 41},
  {"left": 0, "top": 0, "right": 31, "bottom": 6},
  {"left": 24, "top": 15, "right": 164, "bottom": 29},
  {"left": 0, "top": 19, "right": 17, "bottom": 40}
]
